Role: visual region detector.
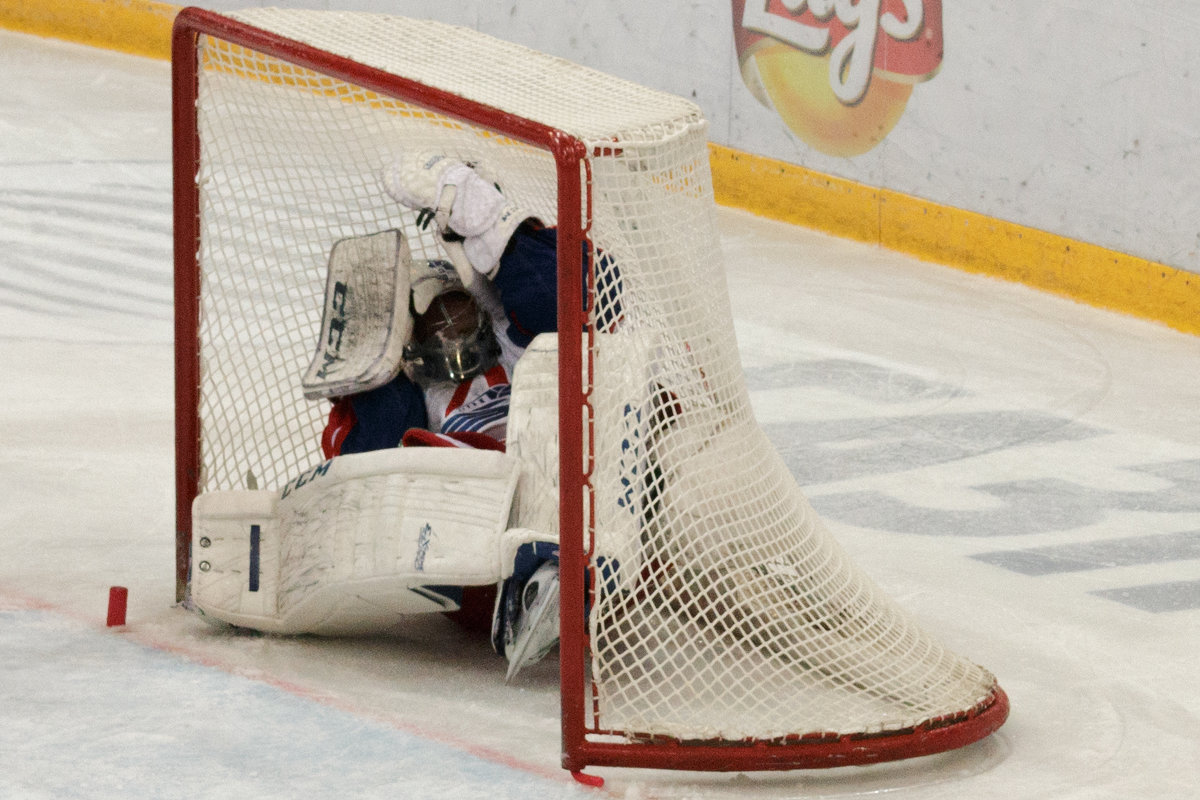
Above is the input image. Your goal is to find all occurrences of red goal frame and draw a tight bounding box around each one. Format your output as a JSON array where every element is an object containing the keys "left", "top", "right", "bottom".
[{"left": 171, "top": 7, "right": 1008, "bottom": 781}]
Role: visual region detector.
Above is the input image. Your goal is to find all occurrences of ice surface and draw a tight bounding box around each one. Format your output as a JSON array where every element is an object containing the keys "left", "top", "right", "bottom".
[{"left": 2, "top": 29, "right": 1199, "bottom": 799}]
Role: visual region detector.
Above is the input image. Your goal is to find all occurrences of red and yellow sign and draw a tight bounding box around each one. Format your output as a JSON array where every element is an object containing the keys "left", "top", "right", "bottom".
[{"left": 733, "top": 0, "right": 942, "bottom": 157}]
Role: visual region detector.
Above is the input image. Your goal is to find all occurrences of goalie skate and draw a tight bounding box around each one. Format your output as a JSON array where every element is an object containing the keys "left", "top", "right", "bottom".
[{"left": 495, "top": 558, "right": 560, "bottom": 681}]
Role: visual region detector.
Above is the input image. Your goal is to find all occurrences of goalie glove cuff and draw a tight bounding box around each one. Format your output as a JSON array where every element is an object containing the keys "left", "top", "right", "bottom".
[
  {"left": 443, "top": 165, "right": 506, "bottom": 237},
  {"left": 462, "top": 202, "right": 530, "bottom": 279}
]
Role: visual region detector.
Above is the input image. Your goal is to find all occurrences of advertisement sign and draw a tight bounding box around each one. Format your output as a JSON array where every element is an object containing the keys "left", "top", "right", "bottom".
[{"left": 733, "top": 0, "right": 943, "bottom": 156}]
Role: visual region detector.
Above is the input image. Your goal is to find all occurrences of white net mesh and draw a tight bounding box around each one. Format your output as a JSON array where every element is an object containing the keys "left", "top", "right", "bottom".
[{"left": 186, "top": 8, "right": 999, "bottom": 752}]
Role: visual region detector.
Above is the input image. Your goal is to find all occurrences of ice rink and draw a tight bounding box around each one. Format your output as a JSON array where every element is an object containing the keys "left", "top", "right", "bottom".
[{"left": 3, "top": 29, "right": 1199, "bottom": 799}]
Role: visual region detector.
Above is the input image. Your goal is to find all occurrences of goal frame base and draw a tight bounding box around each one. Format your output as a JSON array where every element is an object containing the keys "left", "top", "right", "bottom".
[{"left": 563, "top": 686, "right": 1008, "bottom": 775}]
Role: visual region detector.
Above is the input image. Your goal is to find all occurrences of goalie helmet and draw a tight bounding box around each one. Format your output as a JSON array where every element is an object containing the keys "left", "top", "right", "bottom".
[{"left": 403, "top": 260, "right": 500, "bottom": 383}]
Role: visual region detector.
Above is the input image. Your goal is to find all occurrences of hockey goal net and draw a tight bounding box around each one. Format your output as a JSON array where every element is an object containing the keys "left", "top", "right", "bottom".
[{"left": 173, "top": 7, "right": 1007, "bottom": 775}]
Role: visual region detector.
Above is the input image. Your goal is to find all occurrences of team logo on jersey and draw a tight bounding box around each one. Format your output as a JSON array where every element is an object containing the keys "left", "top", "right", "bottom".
[{"left": 442, "top": 384, "right": 511, "bottom": 435}]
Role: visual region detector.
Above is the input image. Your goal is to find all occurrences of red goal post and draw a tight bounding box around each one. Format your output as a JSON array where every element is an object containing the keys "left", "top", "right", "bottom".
[{"left": 171, "top": 7, "right": 1007, "bottom": 779}]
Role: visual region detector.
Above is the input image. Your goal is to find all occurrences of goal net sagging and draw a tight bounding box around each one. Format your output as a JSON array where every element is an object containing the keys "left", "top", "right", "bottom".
[{"left": 172, "top": 7, "right": 1007, "bottom": 774}]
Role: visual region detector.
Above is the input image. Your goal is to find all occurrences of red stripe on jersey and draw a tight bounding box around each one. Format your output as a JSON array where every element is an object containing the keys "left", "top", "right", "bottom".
[
  {"left": 321, "top": 398, "right": 356, "bottom": 459},
  {"left": 402, "top": 429, "right": 505, "bottom": 451},
  {"left": 446, "top": 379, "right": 473, "bottom": 415},
  {"left": 483, "top": 364, "right": 508, "bottom": 386}
]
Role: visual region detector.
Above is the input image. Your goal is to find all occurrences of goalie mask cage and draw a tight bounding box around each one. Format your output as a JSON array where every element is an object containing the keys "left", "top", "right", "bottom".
[{"left": 172, "top": 7, "right": 1007, "bottom": 778}]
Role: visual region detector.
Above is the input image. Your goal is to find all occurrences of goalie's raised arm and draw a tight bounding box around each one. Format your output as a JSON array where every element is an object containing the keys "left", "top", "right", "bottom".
[{"left": 381, "top": 152, "right": 619, "bottom": 344}]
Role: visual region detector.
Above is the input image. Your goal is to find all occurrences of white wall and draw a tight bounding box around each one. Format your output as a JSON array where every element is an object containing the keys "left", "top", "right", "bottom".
[{"left": 188, "top": 1, "right": 1200, "bottom": 276}]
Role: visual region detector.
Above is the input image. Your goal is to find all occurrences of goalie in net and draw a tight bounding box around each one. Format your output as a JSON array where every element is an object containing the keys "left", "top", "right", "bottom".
[{"left": 189, "top": 153, "right": 578, "bottom": 678}]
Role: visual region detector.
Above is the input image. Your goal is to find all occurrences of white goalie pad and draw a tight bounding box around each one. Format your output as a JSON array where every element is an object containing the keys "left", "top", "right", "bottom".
[
  {"left": 504, "top": 328, "right": 676, "bottom": 595},
  {"left": 505, "top": 333, "right": 561, "bottom": 541},
  {"left": 189, "top": 447, "right": 520, "bottom": 635},
  {"left": 301, "top": 229, "right": 413, "bottom": 400}
]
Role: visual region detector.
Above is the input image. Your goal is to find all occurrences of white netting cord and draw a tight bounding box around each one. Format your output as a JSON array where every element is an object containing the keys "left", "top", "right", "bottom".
[
  {"left": 228, "top": 9, "right": 704, "bottom": 148},
  {"left": 583, "top": 132, "right": 996, "bottom": 739}
]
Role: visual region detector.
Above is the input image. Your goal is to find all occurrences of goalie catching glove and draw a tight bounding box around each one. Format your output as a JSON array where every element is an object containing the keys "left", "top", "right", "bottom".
[{"left": 381, "top": 151, "right": 535, "bottom": 284}]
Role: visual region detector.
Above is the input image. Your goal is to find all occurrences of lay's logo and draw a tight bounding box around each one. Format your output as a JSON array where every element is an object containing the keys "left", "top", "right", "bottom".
[{"left": 733, "top": 0, "right": 943, "bottom": 157}]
